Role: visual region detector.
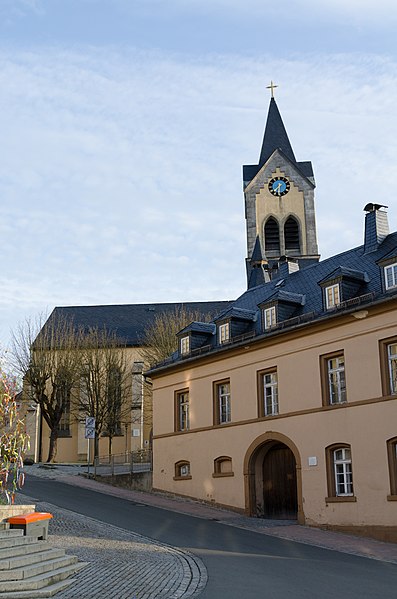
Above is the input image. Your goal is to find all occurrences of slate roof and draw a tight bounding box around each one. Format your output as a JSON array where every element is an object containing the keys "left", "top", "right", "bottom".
[
  {"left": 45, "top": 301, "right": 233, "bottom": 347},
  {"left": 243, "top": 98, "right": 314, "bottom": 187},
  {"left": 214, "top": 307, "right": 257, "bottom": 322},
  {"left": 178, "top": 322, "right": 216, "bottom": 336},
  {"left": 149, "top": 228, "right": 397, "bottom": 373},
  {"left": 266, "top": 290, "right": 306, "bottom": 305},
  {"left": 318, "top": 266, "right": 369, "bottom": 285},
  {"left": 233, "top": 234, "right": 397, "bottom": 326},
  {"left": 250, "top": 236, "right": 265, "bottom": 262}
]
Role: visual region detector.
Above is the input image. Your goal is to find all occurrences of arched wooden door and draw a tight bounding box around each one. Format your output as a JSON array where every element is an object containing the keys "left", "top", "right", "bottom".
[{"left": 262, "top": 443, "right": 297, "bottom": 519}]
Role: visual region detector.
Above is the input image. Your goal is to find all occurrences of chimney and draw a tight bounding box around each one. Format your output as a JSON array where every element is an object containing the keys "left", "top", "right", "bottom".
[
  {"left": 277, "top": 256, "right": 299, "bottom": 279},
  {"left": 363, "top": 203, "right": 389, "bottom": 253}
]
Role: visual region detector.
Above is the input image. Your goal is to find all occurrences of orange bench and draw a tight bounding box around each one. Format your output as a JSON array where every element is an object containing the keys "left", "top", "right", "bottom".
[{"left": 8, "top": 512, "right": 53, "bottom": 540}]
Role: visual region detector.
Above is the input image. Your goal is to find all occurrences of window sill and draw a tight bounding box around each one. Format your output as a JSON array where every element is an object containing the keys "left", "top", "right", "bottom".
[
  {"left": 387, "top": 495, "right": 397, "bottom": 501},
  {"left": 212, "top": 472, "right": 234, "bottom": 478},
  {"left": 173, "top": 475, "right": 192, "bottom": 481},
  {"left": 325, "top": 496, "right": 357, "bottom": 503}
]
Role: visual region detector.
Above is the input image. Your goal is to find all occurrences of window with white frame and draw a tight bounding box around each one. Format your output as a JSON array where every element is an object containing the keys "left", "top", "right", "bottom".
[
  {"left": 263, "top": 306, "right": 277, "bottom": 330},
  {"left": 180, "top": 335, "right": 190, "bottom": 355},
  {"left": 333, "top": 447, "right": 353, "bottom": 496},
  {"left": 325, "top": 283, "right": 340, "bottom": 309},
  {"left": 388, "top": 343, "right": 397, "bottom": 394},
  {"left": 175, "top": 391, "right": 189, "bottom": 431},
  {"left": 261, "top": 370, "right": 278, "bottom": 416},
  {"left": 385, "top": 263, "right": 397, "bottom": 290},
  {"left": 174, "top": 461, "right": 191, "bottom": 479},
  {"left": 214, "top": 381, "right": 231, "bottom": 424},
  {"left": 327, "top": 355, "right": 346, "bottom": 404},
  {"left": 218, "top": 322, "right": 230, "bottom": 344}
]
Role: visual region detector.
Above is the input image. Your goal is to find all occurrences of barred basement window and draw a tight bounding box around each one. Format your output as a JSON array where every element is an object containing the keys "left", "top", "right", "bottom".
[
  {"left": 213, "top": 456, "right": 234, "bottom": 478},
  {"left": 174, "top": 461, "right": 192, "bottom": 480},
  {"left": 387, "top": 437, "right": 397, "bottom": 499}
]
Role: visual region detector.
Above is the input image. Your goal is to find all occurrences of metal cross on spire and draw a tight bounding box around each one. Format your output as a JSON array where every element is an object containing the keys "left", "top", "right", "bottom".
[{"left": 266, "top": 80, "right": 278, "bottom": 99}]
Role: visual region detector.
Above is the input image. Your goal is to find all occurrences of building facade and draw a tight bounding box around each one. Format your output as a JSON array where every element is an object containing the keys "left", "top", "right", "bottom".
[
  {"left": 24, "top": 301, "right": 231, "bottom": 464},
  {"left": 150, "top": 95, "right": 397, "bottom": 541}
]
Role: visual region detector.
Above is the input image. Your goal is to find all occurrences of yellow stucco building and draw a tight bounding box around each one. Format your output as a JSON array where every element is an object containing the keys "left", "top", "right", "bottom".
[{"left": 150, "top": 95, "right": 397, "bottom": 541}]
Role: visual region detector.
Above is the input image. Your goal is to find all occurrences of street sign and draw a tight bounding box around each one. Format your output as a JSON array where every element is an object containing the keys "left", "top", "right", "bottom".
[{"left": 85, "top": 416, "right": 96, "bottom": 439}]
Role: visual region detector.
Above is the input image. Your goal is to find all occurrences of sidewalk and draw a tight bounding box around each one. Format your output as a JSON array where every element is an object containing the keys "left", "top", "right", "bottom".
[{"left": 25, "top": 464, "right": 397, "bottom": 567}]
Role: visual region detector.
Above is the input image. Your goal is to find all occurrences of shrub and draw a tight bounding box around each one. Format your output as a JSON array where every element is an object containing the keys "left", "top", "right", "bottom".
[{"left": 0, "top": 372, "right": 30, "bottom": 504}]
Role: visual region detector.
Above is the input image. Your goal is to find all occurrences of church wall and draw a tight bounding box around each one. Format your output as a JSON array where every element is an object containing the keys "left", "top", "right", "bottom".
[
  {"left": 26, "top": 345, "right": 152, "bottom": 463},
  {"left": 152, "top": 304, "right": 397, "bottom": 531}
]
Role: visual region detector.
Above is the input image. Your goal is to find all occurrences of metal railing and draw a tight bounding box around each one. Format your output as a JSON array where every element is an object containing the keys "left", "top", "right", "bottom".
[{"left": 93, "top": 449, "right": 152, "bottom": 477}]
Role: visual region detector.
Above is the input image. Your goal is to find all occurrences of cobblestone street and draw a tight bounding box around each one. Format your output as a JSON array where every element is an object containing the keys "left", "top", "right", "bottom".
[
  {"left": 20, "top": 492, "right": 207, "bottom": 599},
  {"left": 19, "top": 463, "right": 397, "bottom": 599}
]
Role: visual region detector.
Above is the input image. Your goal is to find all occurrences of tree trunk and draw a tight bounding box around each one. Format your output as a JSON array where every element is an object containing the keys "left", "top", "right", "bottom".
[
  {"left": 108, "top": 435, "right": 113, "bottom": 458},
  {"left": 46, "top": 428, "right": 58, "bottom": 463}
]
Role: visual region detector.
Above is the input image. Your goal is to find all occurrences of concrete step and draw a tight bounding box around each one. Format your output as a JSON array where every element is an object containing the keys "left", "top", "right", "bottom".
[
  {"left": 0, "top": 531, "right": 24, "bottom": 540},
  {"left": 0, "top": 535, "right": 42, "bottom": 549},
  {"left": 0, "top": 549, "right": 66, "bottom": 572},
  {"left": 0, "top": 561, "right": 87, "bottom": 592},
  {"left": 0, "top": 542, "right": 50, "bottom": 561},
  {"left": 0, "top": 577, "right": 76, "bottom": 598},
  {"left": 0, "top": 555, "right": 79, "bottom": 582}
]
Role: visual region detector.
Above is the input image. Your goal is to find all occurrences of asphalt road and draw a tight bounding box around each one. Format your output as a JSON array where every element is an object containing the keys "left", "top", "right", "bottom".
[{"left": 22, "top": 476, "right": 397, "bottom": 599}]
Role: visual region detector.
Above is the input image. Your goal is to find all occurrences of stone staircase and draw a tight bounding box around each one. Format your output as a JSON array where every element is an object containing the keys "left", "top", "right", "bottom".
[{"left": 0, "top": 523, "right": 87, "bottom": 598}]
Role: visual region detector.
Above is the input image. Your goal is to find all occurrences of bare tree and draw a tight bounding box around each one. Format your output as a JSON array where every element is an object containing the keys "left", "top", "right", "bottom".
[
  {"left": 78, "top": 327, "right": 130, "bottom": 459},
  {"left": 11, "top": 313, "right": 82, "bottom": 463},
  {"left": 140, "top": 306, "right": 211, "bottom": 367}
]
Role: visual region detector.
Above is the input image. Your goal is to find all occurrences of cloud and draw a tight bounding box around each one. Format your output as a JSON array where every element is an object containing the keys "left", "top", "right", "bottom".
[
  {"left": 1, "top": 45, "right": 397, "bottom": 349},
  {"left": 130, "top": 0, "right": 397, "bottom": 24}
]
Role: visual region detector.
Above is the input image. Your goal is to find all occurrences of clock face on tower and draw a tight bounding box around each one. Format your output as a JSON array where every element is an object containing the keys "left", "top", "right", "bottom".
[{"left": 268, "top": 176, "right": 290, "bottom": 197}]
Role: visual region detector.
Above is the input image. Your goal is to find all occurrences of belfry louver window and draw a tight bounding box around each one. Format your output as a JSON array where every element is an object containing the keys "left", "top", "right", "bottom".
[
  {"left": 284, "top": 217, "right": 300, "bottom": 251},
  {"left": 264, "top": 217, "right": 280, "bottom": 253}
]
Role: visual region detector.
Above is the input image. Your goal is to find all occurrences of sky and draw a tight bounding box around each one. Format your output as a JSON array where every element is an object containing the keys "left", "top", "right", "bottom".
[{"left": 1, "top": 0, "right": 397, "bottom": 351}]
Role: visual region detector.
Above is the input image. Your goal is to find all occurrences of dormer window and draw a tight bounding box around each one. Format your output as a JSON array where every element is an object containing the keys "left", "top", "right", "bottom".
[
  {"left": 218, "top": 322, "right": 230, "bottom": 344},
  {"left": 385, "top": 263, "right": 397, "bottom": 290},
  {"left": 325, "top": 284, "right": 340, "bottom": 309},
  {"left": 180, "top": 336, "right": 190, "bottom": 355},
  {"left": 263, "top": 306, "right": 276, "bottom": 330}
]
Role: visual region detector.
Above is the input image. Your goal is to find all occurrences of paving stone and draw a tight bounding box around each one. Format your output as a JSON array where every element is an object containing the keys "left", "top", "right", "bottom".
[{"left": 18, "top": 494, "right": 207, "bottom": 599}]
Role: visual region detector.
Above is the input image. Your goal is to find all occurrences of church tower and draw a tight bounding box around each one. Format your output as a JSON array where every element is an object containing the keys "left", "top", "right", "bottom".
[{"left": 243, "top": 84, "right": 319, "bottom": 288}]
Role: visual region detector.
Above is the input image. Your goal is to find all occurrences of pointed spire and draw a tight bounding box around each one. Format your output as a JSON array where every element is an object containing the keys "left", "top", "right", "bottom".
[
  {"left": 250, "top": 236, "right": 265, "bottom": 263},
  {"left": 247, "top": 236, "right": 270, "bottom": 289},
  {"left": 259, "top": 98, "right": 296, "bottom": 167}
]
